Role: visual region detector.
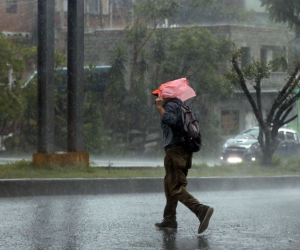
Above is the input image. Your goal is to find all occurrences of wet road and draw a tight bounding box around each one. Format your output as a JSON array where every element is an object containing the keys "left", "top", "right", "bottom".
[{"left": 0, "top": 189, "right": 299, "bottom": 250}]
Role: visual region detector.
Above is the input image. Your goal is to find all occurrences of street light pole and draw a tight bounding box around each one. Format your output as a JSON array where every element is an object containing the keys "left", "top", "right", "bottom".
[
  {"left": 37, "top": 0, "right": 54, "bottom": 153},
  {"left": 67, "top": 0, "right": 84, "bottom": 152},
  {"left": 33, "top": 0, "right": 88, "bottom": 167}
]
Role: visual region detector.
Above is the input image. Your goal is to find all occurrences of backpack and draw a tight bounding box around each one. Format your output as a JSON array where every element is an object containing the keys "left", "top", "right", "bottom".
[
  {"left": 169, "top": 99, "right": 202, "bottom": 152},
  {"left": 179, "top": 103, "right": 202, "bottom": 152}
]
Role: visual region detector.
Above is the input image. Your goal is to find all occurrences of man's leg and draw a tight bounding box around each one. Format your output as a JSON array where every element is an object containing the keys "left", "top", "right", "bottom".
[
  {"left": 155, "top": 152, "right": 178, "bottom": 230},
  {"left": 163, "top": 175, "right": 178, "bottom": 222},
  {"left": 170, "top": 168, "right": 214, "bottom": 233},
  {"left": 166, "top": 146, "right": 213, "bottom": 233},
  {"left": 170, "top": 168, "right": 207, "bottom": 218}
]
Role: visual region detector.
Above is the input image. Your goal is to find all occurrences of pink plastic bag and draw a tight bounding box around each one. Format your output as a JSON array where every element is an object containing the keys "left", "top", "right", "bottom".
[{"left": 152, "top": 78, "right": 196, "bottom": 102}]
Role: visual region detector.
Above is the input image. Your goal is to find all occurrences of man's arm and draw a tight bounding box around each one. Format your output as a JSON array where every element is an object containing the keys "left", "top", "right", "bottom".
[
  {"left": 155, "top": 98, "right": 179, "bottom": 126},
  {"left": 155, "top": 97, "right": 165, "bottom": 117}
]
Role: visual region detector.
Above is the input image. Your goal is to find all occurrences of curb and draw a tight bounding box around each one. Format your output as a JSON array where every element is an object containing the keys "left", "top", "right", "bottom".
[{"left": 0, "top": 176, "right": 300, "bottom": 198}]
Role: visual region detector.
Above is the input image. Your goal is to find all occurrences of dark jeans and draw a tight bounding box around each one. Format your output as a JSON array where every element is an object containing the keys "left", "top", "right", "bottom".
[{"left": 163, "top": 145, "right": 207, "bottom": 222}]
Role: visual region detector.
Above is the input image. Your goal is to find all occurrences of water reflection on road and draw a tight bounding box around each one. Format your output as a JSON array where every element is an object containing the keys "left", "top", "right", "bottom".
[{"left": 0, "top": 189, "right": 300, "bottom": 249}]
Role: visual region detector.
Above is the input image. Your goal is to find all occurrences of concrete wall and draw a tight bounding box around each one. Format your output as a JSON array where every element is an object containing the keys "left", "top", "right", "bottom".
[
  {"left": 230, "top": 26, "right": 289, "bottom": 59},
  {"left": 84, "top": 30, "right": 126, "bottom": 65}
]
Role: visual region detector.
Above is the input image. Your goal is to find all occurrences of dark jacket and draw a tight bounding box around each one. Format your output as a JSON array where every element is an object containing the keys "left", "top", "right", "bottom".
[{"left": 161, "top": 98, "right": 185, "bottom": 149}]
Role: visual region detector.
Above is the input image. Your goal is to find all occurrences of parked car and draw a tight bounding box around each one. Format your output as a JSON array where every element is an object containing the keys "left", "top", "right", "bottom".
[{"left": 220, "top": 126, "right": 300, "bottom": 163}]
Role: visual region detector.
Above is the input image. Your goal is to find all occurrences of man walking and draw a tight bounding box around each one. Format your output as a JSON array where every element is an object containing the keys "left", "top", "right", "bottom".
[{"left": 154, "top": 96, "right": 213, "bottom": 234}]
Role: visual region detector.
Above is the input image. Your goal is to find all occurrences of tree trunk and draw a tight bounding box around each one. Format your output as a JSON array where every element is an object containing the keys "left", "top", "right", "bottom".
[
  {"left": 262, "top": 150, "right": 273, "bottom": 166},
  {"left": 261, "top": 129, "right": 279, "bottom": 166}
]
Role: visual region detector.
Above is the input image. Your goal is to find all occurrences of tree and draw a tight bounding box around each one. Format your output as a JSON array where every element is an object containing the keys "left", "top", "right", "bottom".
[
  {"left": 150, "top": 27, "right": 232, "bottom": 157},
  {"left": 125, "top": 0, "right": 179, "bottom": 135},
  {"left": 17, "top": 56, "right": 108, "bottom": 154},
  {"left": 0, "top": 34, "right": 24, "bottom": 83},
  {"left": 108, "top": 1, "right": 248, "bottom": 156},
  {"left": 260, "top": 0, "right": 300, "bottom": 35},
  {"left": 102, "top": 46, "right": 128, "bottom": 144},
  {"left": 0, "top": 86, "right": 23, "bottom": 137},
  {"left": 0, "top": 33, "right": 35, "bottom": 152},
  {"left": 227, "top": 49, "right": 300, "bottom": 165},
  {"left": 0, "top": 33, "right": 36, "bottom": 85}
]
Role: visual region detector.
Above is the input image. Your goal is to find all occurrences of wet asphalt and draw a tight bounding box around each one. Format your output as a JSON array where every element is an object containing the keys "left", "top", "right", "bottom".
[{"left": 0, "top": 188, "right": 299, "bottom": 250}]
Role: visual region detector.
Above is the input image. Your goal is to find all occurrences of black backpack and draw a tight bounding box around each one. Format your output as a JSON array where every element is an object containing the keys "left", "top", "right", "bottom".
[
  {"left": 180, "top": 103, "right": 202, "bottom": 152},
  {"left": 170, "top": 99, "right": 202, "bottom": 152}
]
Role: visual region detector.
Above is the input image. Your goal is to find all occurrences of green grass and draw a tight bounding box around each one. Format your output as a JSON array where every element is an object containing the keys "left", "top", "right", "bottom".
[{"left": 0, "top": 159, "right": 300, "bottom": 179}]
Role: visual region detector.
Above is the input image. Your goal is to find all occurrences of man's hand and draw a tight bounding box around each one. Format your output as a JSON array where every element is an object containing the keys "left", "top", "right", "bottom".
[
  {"left": 155, "top": 97, "right": 163, "bottom": 108},
  {"left": 155, "top": 97, "right": 165, "bottom": 117}
]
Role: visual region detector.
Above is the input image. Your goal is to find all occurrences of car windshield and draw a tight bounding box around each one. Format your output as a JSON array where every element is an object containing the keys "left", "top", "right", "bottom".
[{"left": 234, "top": 128, "right": 259, "bottom": 139}]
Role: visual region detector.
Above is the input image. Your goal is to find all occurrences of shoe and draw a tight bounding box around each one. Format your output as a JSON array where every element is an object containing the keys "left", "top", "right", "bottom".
[
  {"left": 155, "top": 220, "right": 178, "bottom": 230},
  {"left": 198, "top": 207, "right": 214, "bottom": 234}
]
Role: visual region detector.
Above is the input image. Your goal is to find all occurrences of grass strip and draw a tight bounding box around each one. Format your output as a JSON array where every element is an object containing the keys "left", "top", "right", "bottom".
[{"left": 1, "top": 158, "right": 300, "bottom": 179}]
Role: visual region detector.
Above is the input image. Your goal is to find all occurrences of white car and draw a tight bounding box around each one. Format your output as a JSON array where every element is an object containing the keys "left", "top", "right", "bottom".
[{"left": 221, "top": 126, "right": 300, "bottom": 163}]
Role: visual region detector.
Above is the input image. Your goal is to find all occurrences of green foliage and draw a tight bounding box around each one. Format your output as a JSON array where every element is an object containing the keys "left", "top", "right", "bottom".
[
  {"left": 260, "top": 0, "right": 300, "bottom": 34},
  {"left": 54, "top": 51, "right": 67, "bottom": 68},
  {"left": 84, "top": 100, "right": 105, "bottom": 154},
  {"left": 133, "top": 0, "right": 179, "bottom": 24},
  {"left": 160, "top": 28, "right": 232, "bottom": 95},
  {"left": 106, "top": 46, "right": 128, "bottom": 105},
  {"left": 18, "top": 80, "right": 37, "bottom": 151},
  {"left": 152, "top": 30, "right": 167, "bottom": 64},
  {"left": 123, "top": 0, "right": 182, "bottom": 140},
  {"left": 226, "top": 47, "right": 273, "bottom": 87},
  {"left": 0, "top": 34, "right": 33, "bottom": 151},
  {"left": 125, "top": 23, "right": 148, "bottom": 45},
  {"left": 0, "top": 85, "right": 23, "bottom": 135},
  {"left": 119, "top": 15, "right": 234, "bottom": 157},
  {"left": 149, "top": 27, "right": 232, "bottom": 157},
  {"left": 0, "top": 33, "right": 24, "bottom": 83},
  {"left": 1, "top": 46, "right": 108, "bottom": 154},
  {"left": 102, "top": 46, "right": 128, "bottom": 142},
  {"left": 16, "top": 71, "right": 107, "bottom": 154},
  {"left": 0, "top": 34, "right": 37, "bottom": 85}
]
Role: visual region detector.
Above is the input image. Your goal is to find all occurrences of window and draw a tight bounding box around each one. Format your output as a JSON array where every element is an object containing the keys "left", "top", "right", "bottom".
[
  {"left": 6, "top": 0, "right": 18, "bottom": 14},
  {"left": 261, "top": 45, "right": 286, "bottom": 70},
  {"left": 286, "top": 132, "right": 296, "bottom": 141},
  {"left": 234, "top": 128, "right": 258, "bottom": 139},
  {"left": 102, "top": 0, "right": 109, "bottom": 15},
  {"left": 63, "top": 0, "right": 68, "bottom": 11},
  {"left": 221, "top": 110, "right": 239, "bottom": 135},
  {"left": 241, "top": 47, "right": 251, "bottom": 69},
  {"left": 88, "top": 0, "right": 100, "bottom": 13},
  {"left": 260, "top": 47, "right": 272, "bottom": 66}
]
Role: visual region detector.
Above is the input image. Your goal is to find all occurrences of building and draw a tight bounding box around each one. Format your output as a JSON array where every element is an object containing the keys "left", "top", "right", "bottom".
[
  {"left": 0, "top": 0, "right": 36, "bottom": 38},
  {"left": 208, "top": 25, "right": 293, "bottom": 137},
  {"left": 54, "top": 0, "right": 132, "bottom": 31},
  {"left": 1, "top": 0, "right": 299, "bottom": 152},
  {"left": 0, "top": 0, "right": 133, "bottom": 38}
]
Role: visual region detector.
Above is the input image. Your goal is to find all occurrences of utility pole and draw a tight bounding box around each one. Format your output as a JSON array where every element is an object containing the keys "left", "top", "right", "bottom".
[
  {"left": 34, "top": 0, "right": 88, "bottom": 167},
  {"left": 37, "top": 0, "right": 55, "bottom": 154},
  {"left": 67, "top": 0, "right": 84, "bottom": 152}
]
